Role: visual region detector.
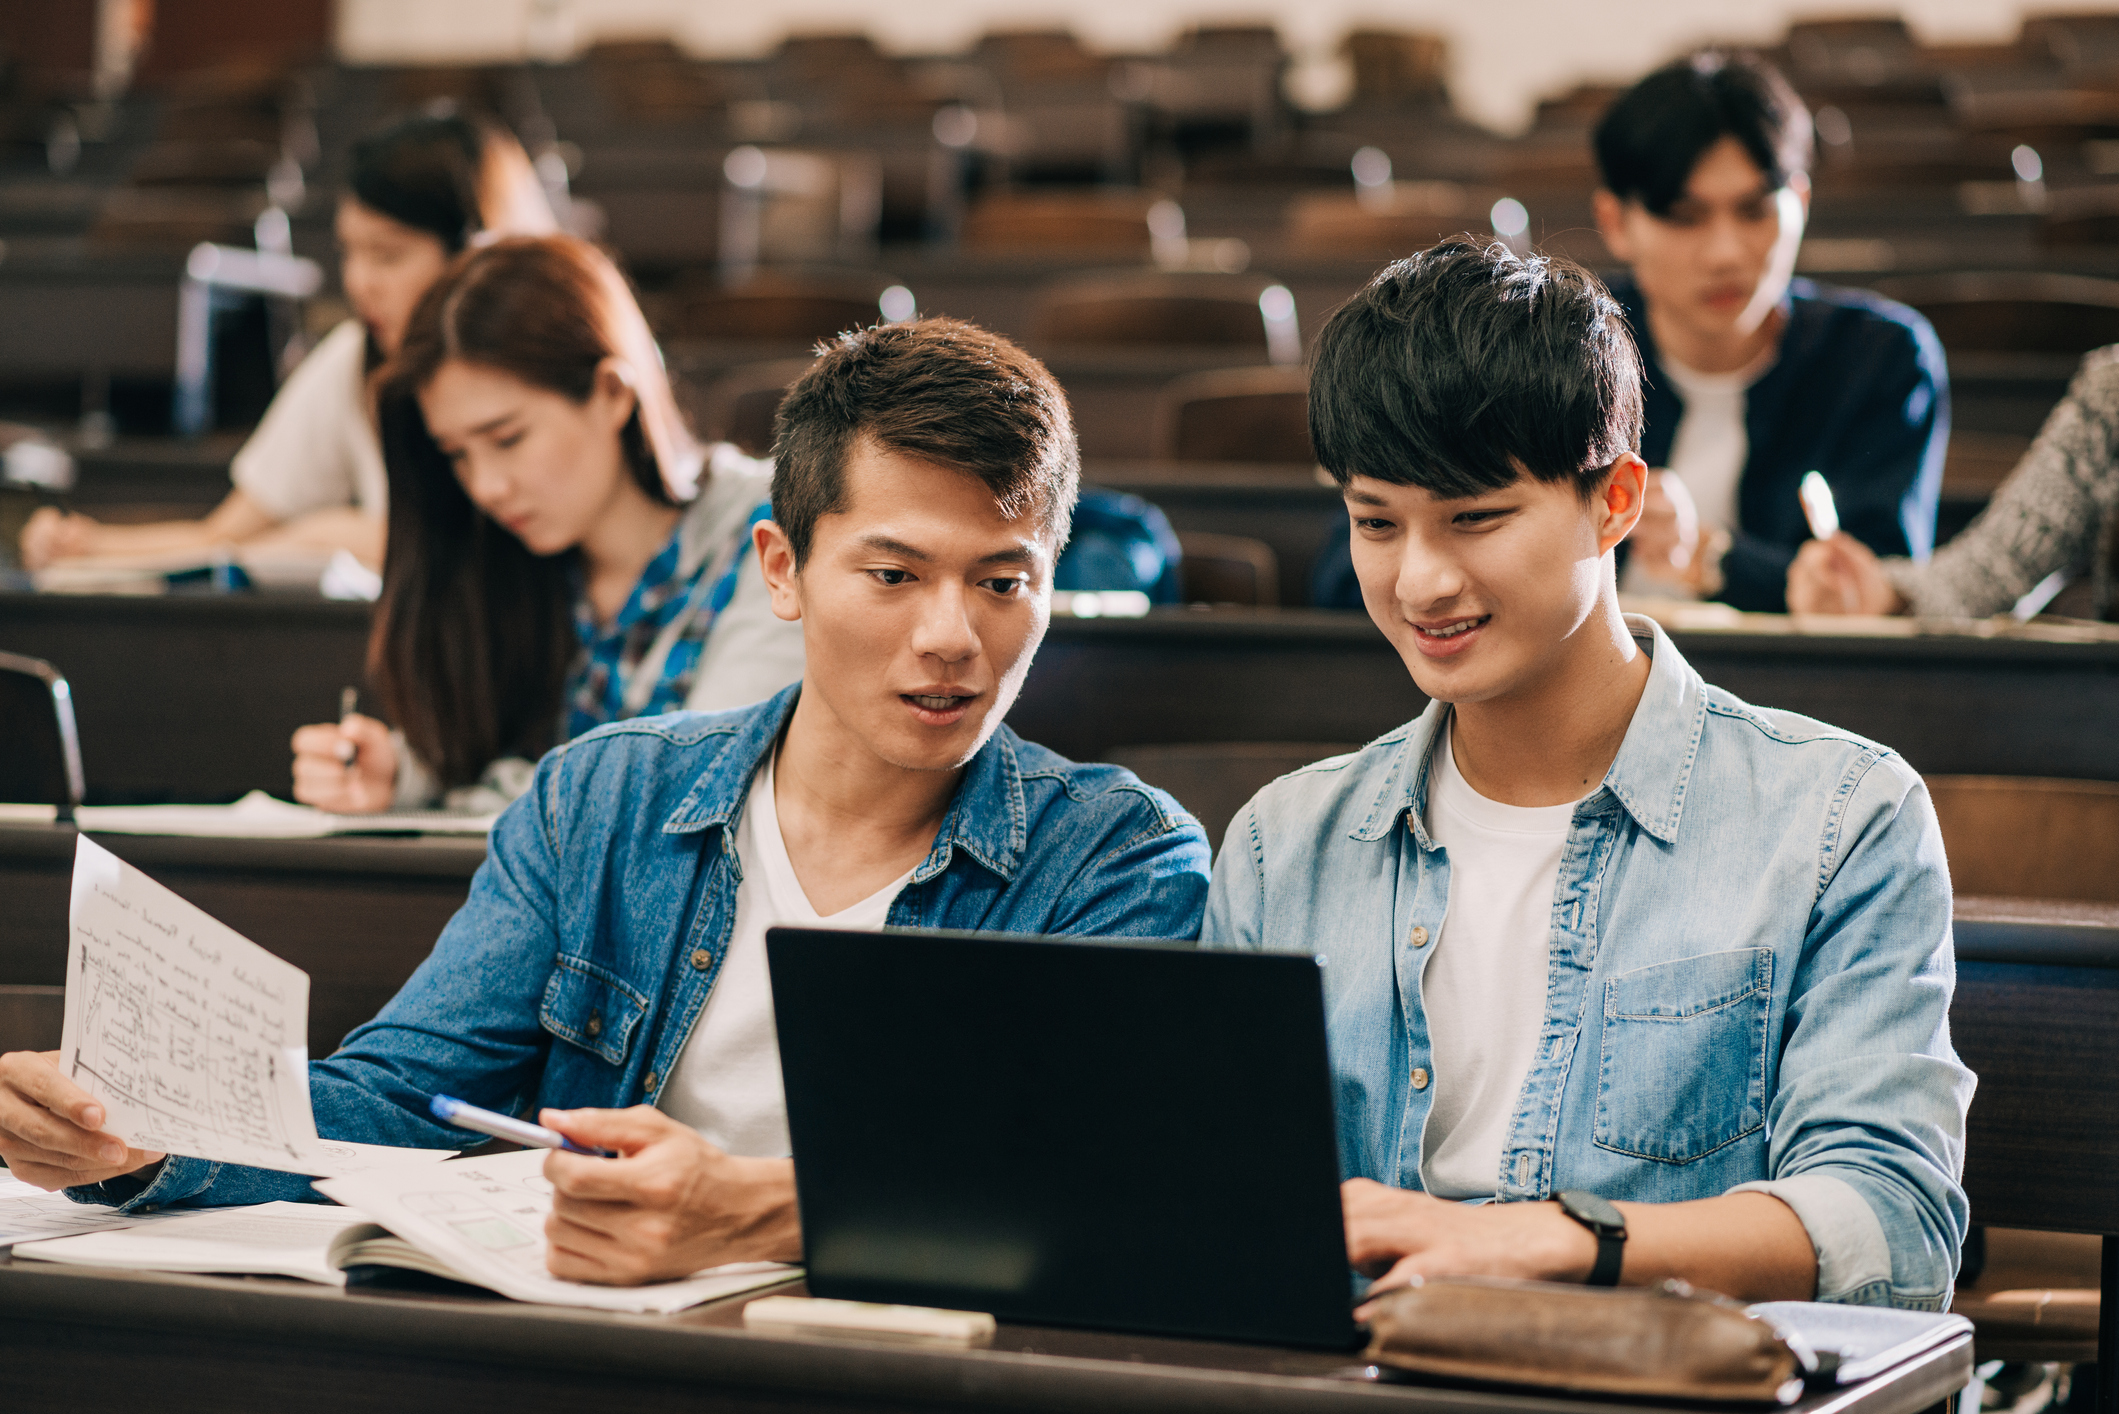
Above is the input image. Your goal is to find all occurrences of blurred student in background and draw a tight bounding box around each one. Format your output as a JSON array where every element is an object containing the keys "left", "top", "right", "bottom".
[
  {"left": 1594, "top": 51, "right": 1946, "bottom": 612},
  {"left": 1309, "top": 52, "right": 1947, "bottom": 614},
  {"left": 19, "top": 112, "right": 555, "bottom": 571},
  {"left": 1789, "top": 348, "right": 2119, "bottom": 619},
  {"left": 290, "top": 237, "right": 804, "bottom": 813}
]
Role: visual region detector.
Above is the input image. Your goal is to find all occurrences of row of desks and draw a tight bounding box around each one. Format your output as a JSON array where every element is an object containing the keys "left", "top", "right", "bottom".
[
  {"left": 3, "top": 592, "right": 2117, "bottom": 806},
  {"left": 0, "top": 1257, "right": 1972, "bottom": 1414}
]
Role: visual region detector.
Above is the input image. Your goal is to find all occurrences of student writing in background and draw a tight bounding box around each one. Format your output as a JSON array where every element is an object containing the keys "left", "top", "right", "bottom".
[
  {"left": 0, "top": 317, "right": 1211, "bottom": 1287},
  {"left": 19, "top": 112, "right": 556, "bottom": 572},
  {"left": 1788, "top": 346, "right": 2119, "bottom": 619},
  {"left": 1594, "top": 51, "right": 1946, "bottom": 610},
  {"left": 1209, "top": 242, "right": 1969, "bottom": 1309},
  {"left": 288, "top": 236, "right": 805, "bottom": 813}
]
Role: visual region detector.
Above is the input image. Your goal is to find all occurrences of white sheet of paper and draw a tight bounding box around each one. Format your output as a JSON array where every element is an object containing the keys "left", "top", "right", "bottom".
[
  {"left": 77, "top": 790, "right": 497, "bottom": 839},
  {"left": 0, "top": 1170, "right": 172, "bottom": 1249},
  {"left": 58, "top": 836, "right": 456, "bottom": 1178},
  {"left": 11, "top": 1200, "right": 371, "bottom": 1285},
  {"left": 316, "top": 1150, "right": 798, "bottom": 1313}
]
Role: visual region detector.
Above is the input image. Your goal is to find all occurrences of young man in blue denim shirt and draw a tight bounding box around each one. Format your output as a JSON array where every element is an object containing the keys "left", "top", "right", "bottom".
[
  {"left": 1205, "top": 241, "right": 1971, "bottom": 1310},
  {"left": 0, "top": 316, "right": 1211, "bottom": 1283}
]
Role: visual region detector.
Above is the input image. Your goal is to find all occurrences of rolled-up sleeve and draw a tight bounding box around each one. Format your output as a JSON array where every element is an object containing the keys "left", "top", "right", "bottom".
[{"left": 1752, "top": 751, "right": 1974, "bottom": 1309}]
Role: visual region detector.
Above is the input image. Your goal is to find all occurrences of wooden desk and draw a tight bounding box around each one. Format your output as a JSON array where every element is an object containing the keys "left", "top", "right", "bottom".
[
  {"left": 1012, "top": 610, "right": 2119, "bottom": 779},
  {"left": 0, "top": 823, "right": 482, "bottom": 1058},
  {"left": 0, "top": 1261, "right": 1971, "bottom": 1414},
  {"left": 0, "top": 591, "right": 370, "bottom": 803},
  {"left": 8, "top": 595, "right": 2119, "bottom": 805}
]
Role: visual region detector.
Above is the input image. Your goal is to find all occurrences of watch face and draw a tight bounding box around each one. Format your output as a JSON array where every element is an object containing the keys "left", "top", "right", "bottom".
[{"left": 1558, "top": 1190, "right": 1625, "bottom": 1231}]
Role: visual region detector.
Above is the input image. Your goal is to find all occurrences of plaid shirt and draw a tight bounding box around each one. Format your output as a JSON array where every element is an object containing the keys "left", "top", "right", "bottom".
[{"left": 566, "top": 501, "right": 771, "bottom": 741}]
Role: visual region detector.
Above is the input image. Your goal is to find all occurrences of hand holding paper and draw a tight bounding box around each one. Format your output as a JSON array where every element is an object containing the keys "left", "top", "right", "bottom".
[
  {"left": 37, "top": 837, "right": 450, "bottom": 1179},
  {"left": 0, "top": 1056, "right": 165, "bottom": 1193}
]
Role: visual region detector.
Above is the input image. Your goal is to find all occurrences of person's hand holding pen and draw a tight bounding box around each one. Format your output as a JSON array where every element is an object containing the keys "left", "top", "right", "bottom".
[
  {"left": 1785, "top": 473, "right": 1905, "bottom": 616},
  {"left": 537, "top": 1106, "right": 803, "bottom": 1286},
  {"left": 289, "top": 687, "right": 398, "bottom": 813}
]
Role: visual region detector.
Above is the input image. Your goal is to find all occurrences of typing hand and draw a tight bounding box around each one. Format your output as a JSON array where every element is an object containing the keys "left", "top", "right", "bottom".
[
  {"left": 18, "top": 507, "right": 100, "bottom": 570},
  {"left": 290, "top": 714, "right": 397, "bottom": 813},
  {"left": 539, "top": 1106, "right": 800, "bottom": 1286},
  {"left": 1786, "top": 534, "right": 1903, "bottom": 616},
  {"left": 1342, "top": 1178, "right": 1596, "bottom": 1316},
  {"left": 1626, "top": 472, "right": 1711, "bottom": 593},
  {"left": 0, "top": 1050, "right": 165, "bottom": 1190}
]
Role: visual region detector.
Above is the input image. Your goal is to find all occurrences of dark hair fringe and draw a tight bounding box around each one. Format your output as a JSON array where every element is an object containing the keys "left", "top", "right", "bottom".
[
  {"left": 1593, "top": 51, "right": 1813, "bottom": 217},
  {"left": 1307, "top": 238, "right": 1643, "bottom": 499}
]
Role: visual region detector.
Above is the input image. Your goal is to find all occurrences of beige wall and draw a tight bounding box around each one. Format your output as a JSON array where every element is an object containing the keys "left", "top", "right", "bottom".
[{"left": 336, "top": 0, "right": 2035, "bottom": 132}]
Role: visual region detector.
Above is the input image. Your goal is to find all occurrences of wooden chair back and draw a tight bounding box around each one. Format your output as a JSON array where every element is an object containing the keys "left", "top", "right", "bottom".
[
  {"left": 1284, "top": 183, "right": 1494, "bottom": 258},
  {"left": 1175, "top": 531, "right": 1279, "bottom": 607},
  {"left": 1874, "top": 271, "right": 2119, "bottom": 355},
  {"left": 1034, "top": 271, "right": 1297, "bottom": 357},
  {"left": 0, "top": 985, "right": 62, "bottom": 1055},
  {"left": 694, "top": 356, "right": 812, "bottom": 457},
  {"left": 664, "top": 272, "right": 895, "bottom": 342},
  {"left": 960, "top": 191, "right": 1160, "bottom": 256},
  {"left": 1929, "top": 776, "right": 2119, "bottom": 903},
  {"left": 1151, "top": 366, "right": 1312, "bottom": 464}
]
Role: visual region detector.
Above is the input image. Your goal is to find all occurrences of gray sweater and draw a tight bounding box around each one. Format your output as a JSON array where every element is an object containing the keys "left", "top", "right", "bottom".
[{"left": 1886, "top": 347, "right": 2119, "bottom": 619}]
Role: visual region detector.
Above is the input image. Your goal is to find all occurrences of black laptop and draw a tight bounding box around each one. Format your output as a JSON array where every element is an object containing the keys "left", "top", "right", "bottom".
[{"left": 766, "top": 926, "right": 1358, "bottom": 1349}]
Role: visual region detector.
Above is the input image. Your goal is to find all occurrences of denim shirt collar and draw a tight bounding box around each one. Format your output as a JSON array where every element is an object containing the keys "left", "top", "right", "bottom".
[
  {"left": 657, "top": 683, "right": 1028, "bottom": 882},
  {"left": 1353, "top": 614, "right": 1706, "bottom": 847}
]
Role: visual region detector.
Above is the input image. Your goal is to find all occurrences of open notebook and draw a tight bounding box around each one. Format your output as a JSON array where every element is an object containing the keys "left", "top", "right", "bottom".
[{"left": 12, "top": 1150, "right": 797, "bottom": 1315}]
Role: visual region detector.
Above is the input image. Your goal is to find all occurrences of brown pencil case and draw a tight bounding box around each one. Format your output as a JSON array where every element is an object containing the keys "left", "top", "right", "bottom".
[{"left": 1361, "top": 1276, "right": 1807, "bottom": 1404}]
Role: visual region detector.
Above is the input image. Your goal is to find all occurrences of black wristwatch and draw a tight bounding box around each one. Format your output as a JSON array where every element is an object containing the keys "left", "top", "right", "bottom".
[{"left": 1555, "top": 1190, "right": 1628, "bottom": 1287}]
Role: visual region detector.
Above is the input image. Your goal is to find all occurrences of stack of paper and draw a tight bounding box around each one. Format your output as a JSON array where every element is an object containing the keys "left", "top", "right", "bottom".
[{"left": 75, "top": 790, "right": 497, "bottom": 839}]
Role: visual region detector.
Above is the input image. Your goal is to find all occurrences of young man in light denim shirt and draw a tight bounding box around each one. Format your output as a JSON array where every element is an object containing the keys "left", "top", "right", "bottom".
[
  {"left": 0, "top": 317, "right": 1212, "bottom": 1283},
  {"left": 1205, "top": 241, "right": 1972, "bottom": 1310}
]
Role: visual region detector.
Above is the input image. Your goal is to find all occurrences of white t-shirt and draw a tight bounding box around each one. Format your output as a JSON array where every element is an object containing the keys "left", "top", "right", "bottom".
[
  {"left": 229, "top": 319, "right": 388, "bottom": 523},
  {"left": 1418, "top": 719, "right": 1583, "bottom": 1199},
  {"left": 658, "top": 749, "right": 912, "bottom": 1157},
  {"left": 1620, "top": 349, "right": 1772, "bottom": 599}
]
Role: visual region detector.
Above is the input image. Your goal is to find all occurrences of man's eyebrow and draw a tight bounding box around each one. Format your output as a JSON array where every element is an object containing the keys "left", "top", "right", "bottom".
[
  {"left": 1343, "top": 487, "right": 1391, "bottom": 507},
  {"left": 857, "top": 534, "right": 934, "bottom": 562},
  {"left": 974, "top": 545, "right": 1038, "bottom": 568}
]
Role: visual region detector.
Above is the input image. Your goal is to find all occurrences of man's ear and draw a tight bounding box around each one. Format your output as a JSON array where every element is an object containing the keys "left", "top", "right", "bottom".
[
  {"left": 1596, "top": 453, "right": 1649, "bottom": 555},
  {"left": 1591, "top": 190, "right": 1633, "bottom": 264},
  {"left": 754, "top": 519, "right": 803, "bottom": 624}
]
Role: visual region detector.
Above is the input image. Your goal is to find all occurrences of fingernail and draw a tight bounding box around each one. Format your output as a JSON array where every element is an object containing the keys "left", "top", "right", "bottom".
[
  {"left": 102, "top": 1142, "right": 124, "bottom": 1162},
  {"left": 82, "top": 1106, "right": 103, "bottom": 1128}
]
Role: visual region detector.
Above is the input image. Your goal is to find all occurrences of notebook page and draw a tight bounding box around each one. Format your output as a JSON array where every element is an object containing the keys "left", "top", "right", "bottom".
[{"left": 317, "top": 1149, "right": 797, "bottom": 1313}]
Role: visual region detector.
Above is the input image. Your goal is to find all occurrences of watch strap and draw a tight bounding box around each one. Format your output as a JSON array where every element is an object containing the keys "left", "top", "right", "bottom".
[{"left": 1587, "top": 1230, "right": 1624, "bottom": 1287}]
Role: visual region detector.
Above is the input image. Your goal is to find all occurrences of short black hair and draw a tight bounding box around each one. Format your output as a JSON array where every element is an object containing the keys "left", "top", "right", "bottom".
[
  {"left": 771, "top": 317, "right": 1078, "bottom": 567},
  {"left": 1593, "top": 51, "right": 1812, "bottom": 217},
  {"left": 1308, "top": 239, "right": 1642, "bottom": 499}
]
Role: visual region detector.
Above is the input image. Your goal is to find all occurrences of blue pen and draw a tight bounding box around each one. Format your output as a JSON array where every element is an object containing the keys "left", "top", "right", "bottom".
[{"left": 428, "top": 1093, "right": 617, "bottom": 1157}]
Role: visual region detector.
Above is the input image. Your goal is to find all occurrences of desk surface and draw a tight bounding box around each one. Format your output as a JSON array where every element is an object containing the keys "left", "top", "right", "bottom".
[
  {"left": 0, "top": 1259, "right": 1971, "bottom": 1414},
  {"left": 7, "top": 594, "right": 2119, "bottom": 802}
]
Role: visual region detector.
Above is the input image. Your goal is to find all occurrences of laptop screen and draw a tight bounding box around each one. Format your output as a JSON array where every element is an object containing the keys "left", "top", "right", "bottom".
[{"left": 767, "top": 926, "right": 1357, "bottom": 1349}]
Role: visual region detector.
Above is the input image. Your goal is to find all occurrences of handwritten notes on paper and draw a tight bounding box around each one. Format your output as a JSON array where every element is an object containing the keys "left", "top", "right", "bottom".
[{"left": 58, "top": 836, "right": 453, "bottom": 1178}]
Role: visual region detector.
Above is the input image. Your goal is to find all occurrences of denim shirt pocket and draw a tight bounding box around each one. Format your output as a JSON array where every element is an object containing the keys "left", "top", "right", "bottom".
[
  {"left": 1593, "top": 948, "right": 1772, "bottom": 1164},
  {"left": 539, "top": 955, "right": 651, "bottom": 1067}
]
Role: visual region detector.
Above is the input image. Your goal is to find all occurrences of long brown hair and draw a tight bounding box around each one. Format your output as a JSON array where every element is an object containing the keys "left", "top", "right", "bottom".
[{"left": 371, "top": 235, "right": 699, "bottom": 787}]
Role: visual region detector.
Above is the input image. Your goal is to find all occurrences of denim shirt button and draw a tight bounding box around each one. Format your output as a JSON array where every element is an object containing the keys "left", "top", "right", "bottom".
[
  {"left": 1411, "top": 1067, "right": 1430, "bottom": 1090},
  {"left": 585, "top": 1012, "right": 603, "bottom": 1038},
  {"left": 1409, "top": 926, "right": 1429, "bottom": 947},
  {"left": 690, "top": 948, "right": 713, "bottom": 971},
  {"left": 642, "top": 1070, "right": 659, "bottom": 1094}
]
